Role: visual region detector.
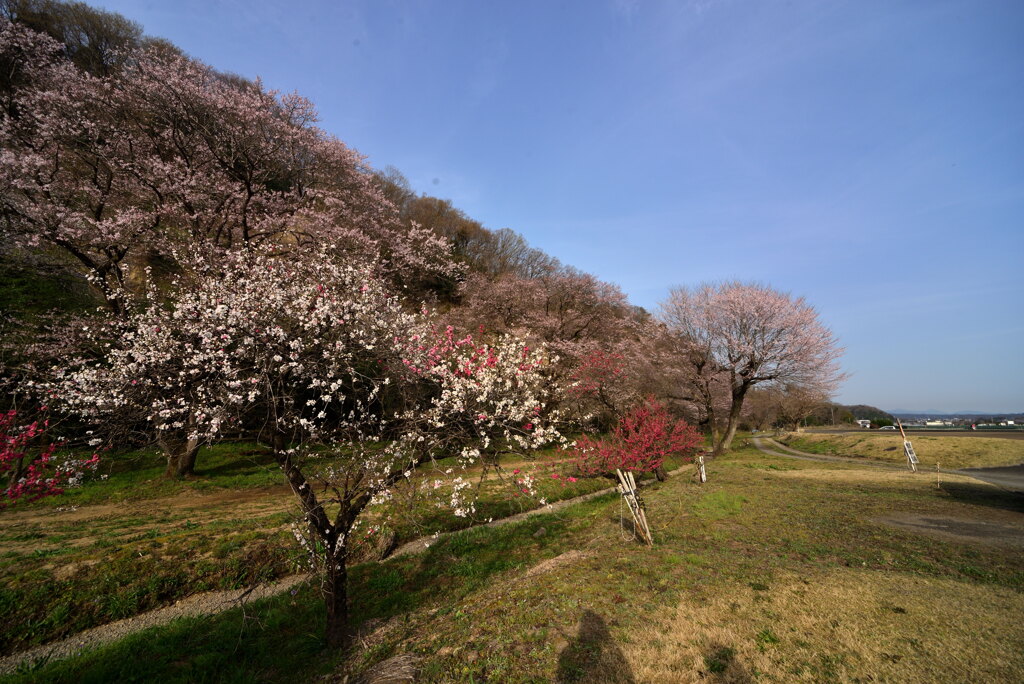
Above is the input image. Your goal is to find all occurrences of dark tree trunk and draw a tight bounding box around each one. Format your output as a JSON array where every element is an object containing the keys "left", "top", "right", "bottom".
[
  {"left": 324, "top": 544, "right": 349, "bottom": 650},
  {"left": 716, "top": 384, "right": 749, "bottom": 455},
  {"left": 271, "top": 442, "right": 355, "bottom": 651},
  {"left": 158, "top": 428, "right": 201, "bottom": 478},
  {"left": 654, "top": 465, "right": 668, "bottom": 482}
]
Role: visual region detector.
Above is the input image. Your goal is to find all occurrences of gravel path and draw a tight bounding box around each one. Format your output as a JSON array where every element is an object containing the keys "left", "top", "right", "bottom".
[
  {"left": 0, "top": 574, "right": 307, "bottom": 675},
  {"left": 0, "top": 466, "right": 693, "bottom": 675}
]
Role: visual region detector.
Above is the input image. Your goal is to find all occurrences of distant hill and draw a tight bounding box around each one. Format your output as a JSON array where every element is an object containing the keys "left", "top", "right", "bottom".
[
  {"left": 839, "top": 405, "right": 895, "bottom": 424},
  {"left": 891, "top": 410, "right": 1023, "bottom": 422},
  {"left": 890, "top": 410, "right": 1022, "bottom": 417}
]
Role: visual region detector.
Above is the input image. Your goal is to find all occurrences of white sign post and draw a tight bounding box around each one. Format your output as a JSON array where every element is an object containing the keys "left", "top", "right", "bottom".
[
  {"left": 697, "top": 454, "right": 707, "bottom": 483},
  {"left": 897, "top": 419, "right": 918, "bottom": 473},
  {"left": 904, "top": 440, "right": 918, "bottom": 472}
]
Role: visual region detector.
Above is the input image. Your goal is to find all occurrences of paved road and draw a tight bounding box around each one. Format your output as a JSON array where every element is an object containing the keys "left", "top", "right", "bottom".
[
  {"left": 752, "top": 437, "right": 1024, "bottom": 494},
  {"left": 802, "top": 429, "right": 1024, "bottom": 440},
  {"left": 959, "top": 464, "right": 1024, "bottom": 493}
]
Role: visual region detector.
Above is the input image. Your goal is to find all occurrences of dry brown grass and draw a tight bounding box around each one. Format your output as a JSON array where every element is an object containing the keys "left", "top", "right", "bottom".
[
  {"left": 766, "top": 465, "right": 975, "bottom": 487},
  {"left": 781, "top": 432, "right": 1024, "bottom": 469},
  {"left": 624, "top": 568, "right": 1024, "bottom": 683}
]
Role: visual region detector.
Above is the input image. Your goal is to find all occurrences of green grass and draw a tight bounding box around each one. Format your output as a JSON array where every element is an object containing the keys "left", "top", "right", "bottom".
[
  {"left": 4, "top": 584, "right": 329, "bottom": 683},
  {"left": 16, "top": 442, "right": 286, "bottom": 510},
  {"left": 0, "top": 440, "right": 306, "bottom": 653},
  {"left": 5, "top": 444, "right": 1022, "bottom": 682},
  {"left": 0, "top": 512, "right": 299, "bottom": 655},
  {"left": 0, "top": 257, "right": 99, "bottom": 321},
  {"left": 0, "top": 441, "right": 666, "bottom": 654},
  {"left": 2, "top": 509, "right": 591, "bottom": 683},
  {"left": 692, "top": 490, "right": 746, "bottom": 519}
]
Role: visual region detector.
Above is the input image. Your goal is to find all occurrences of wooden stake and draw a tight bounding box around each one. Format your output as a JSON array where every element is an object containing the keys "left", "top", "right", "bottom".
[
  {"left": 937, "top": 462, "right": 941, "bottom": 489},
  {"left": 615, "top": 469, "right": 653, "bottom": 546}
]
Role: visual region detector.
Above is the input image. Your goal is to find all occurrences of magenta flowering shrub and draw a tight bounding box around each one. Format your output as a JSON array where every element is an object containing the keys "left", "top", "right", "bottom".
[
  {"left": 0, "top": 409, "right": 98, "bottom": 507},
  {"left": 571, "top": 397, "right": 701, "bottom": 478}
]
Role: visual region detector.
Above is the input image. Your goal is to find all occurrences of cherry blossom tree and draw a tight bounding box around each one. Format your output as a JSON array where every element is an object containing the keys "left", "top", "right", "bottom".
[
  {"left": 772, "top": 384, "right": 832, "bottom": 431},
  {"left": 0, "top": 19, "right": 451, "bottom": 314},
  {"left": 660, "top": 282, "right": 845, "bottom": 454},
  {"left": 48, "top": 246, "right": 561, "bottom": 647},
  {"left": 660, "top": 328, "right": 733, "bottom": 441},
  {"left": 452, "top": 269, "right": 651, "bottom": 425},
  {"left": 455, "top": 270, "right": 631, "bottom": 349}
]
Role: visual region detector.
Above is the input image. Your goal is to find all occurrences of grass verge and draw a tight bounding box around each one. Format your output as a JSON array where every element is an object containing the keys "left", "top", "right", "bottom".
[{"left": 779, "top": 432, "right": 1024, "bottom": 469}]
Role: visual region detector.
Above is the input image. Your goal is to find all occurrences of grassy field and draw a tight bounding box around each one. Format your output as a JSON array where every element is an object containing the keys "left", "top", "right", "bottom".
[
  {"left": 0, "top": 441, "right": 650, "bottom": 656},
  {"left": 3, "top": 443, "right": 1022, "bottom": 682},
  {"left": 778, "top": 431, "right": 1024, "bottom": 469}
]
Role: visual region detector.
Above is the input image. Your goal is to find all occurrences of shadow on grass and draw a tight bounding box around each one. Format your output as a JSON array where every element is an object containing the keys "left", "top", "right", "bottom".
[
  {"left": 702, "top": 642, "right": 754, "bottom": 682},
  {"left": 556, "top": 610, "right": 635, "bottom": 684},
  {"left": 192, "top": 449, "right": 278, "bottom": 479},
  {"left": 5, "top": 584, "right": 329, "bottom": 684},
  {"left": 7, "top": 514, "right": 575, "bottom": 683},
  {"left": 351, "top": 514, "right": 569, "bottom": 623},
  {"left": 940, "top": 481, "right": 1024, "bottom": 514}
]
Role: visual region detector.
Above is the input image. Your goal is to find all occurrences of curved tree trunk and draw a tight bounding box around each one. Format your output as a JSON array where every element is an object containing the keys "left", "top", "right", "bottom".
[
  {"left": 715, "top": 385, "right": 750, "bottom": 455},
  {"left": 158, "top": 426, "right": 201, "bottom": 478},
  {"left": 273, "top": 442, "right": 353, "bottom": 650}
]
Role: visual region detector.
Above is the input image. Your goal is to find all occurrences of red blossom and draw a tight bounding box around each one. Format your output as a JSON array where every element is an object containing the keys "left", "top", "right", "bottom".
[{"left": 571, "top": 397, "right": 701, "bottom": 477}]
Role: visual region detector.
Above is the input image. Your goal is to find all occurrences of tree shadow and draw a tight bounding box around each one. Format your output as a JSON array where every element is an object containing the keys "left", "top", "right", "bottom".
[
  {"left": 556, "top": 610, "right": 636, "bottom": 683},
  {"left": 193, "top": 449, "right": 278, "bottom": 477},
  {"left": 938, "top": 480, "right": 1024, "bottom": 514}
]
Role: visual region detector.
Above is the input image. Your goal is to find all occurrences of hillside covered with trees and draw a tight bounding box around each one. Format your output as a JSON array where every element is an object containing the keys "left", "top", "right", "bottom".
[{"left": 1, "top": 0, "right": 846, "bottom": 653}]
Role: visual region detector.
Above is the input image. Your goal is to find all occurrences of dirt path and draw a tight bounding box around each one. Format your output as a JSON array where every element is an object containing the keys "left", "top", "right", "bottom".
[
  {"left": 959, "top": 464, "right": 1024, "bottom": 493},
  {"left": 753, "top": 437, "right": 1024, "bottom": 493},
  {"left": 0, "top": 467, "right": 692, "bottom": 675},
  {"left": 871, "top": 513, "right": 1024, "bottom": 548},
  {"left": 751, "top": 437, "right": 910, "bottom": 470},
  {"left": 0, "top": 575, "right": 308, "bottom": 675}
]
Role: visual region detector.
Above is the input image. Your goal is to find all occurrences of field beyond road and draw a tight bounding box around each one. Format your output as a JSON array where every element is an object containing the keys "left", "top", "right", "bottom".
[
  {"left": 778, "top": 431, "right": 1024, "bottom": 470},
  {"left": 2, "top": 441, "right": 1022, "bottom": 682},
  {"left": 805, "top": 428, "right": 1024, "bottom": 441}
]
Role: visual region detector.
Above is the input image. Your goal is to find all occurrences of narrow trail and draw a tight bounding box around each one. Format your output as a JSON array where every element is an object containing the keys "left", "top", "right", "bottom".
[
  {"left": 0, "top": 466, "right": 693, "bottom": 675},
  {"left": 751, "top": 437, "right": 912, "bottom": 470}
]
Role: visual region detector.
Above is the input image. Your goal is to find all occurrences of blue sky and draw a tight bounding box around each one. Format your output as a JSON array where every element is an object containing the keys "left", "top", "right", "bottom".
[{"left": 97, "top": 0, "right": 1023, "bottom": 413}]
